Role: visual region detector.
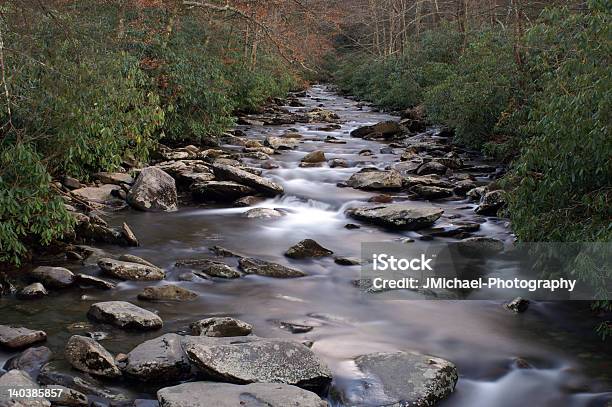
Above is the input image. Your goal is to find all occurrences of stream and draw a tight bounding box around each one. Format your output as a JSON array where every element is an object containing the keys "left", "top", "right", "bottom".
[{"left": 1, "top": 85, "right": 610, "bottom": 406}]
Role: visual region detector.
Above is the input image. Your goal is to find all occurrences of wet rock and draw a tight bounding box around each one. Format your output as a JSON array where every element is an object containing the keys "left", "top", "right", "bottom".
[
  {"left": 334, "top": 257, "right": 360, "bottom": 266},
  {"left": 38, "top": 362, "right": 122, "bottom": 401},
  {"left": 46, "top": 385, "right": 88, "bottom": 407},
  {"left": 212, "top": 163, "right": 283, "bottom": 197},
  {"left": 467, "top": 186, "right": 488, "bottom": 201},
  {"left": 261, "top": 161, "right": 280, "bottom": 169},
  {"left": 339, "top": 351, "right": 458, "bottom": 407},
  {"left": 29, "top": 266, "right": 74, "bottom": 288},
  {"left": 157, "top": 382, "right": 327, "bottom": 407},
  {"left": 182, "top": 336, "right": 332, "bottom": 393},
  {"left": 75, "top": 274, "right": 116, "bottom": 290},
  {"left": 369, "top": 194, "right": 393, "bottom": 203},
  {"left": 190, "top": 318, "right": 252, "bottom": 337},
  {"left": 243, "top": 208, "right": 284, "bottom": 218},
  {"left": 94, "top": 172, "right": 134, "bottom": 185},
  {"left": 0, "top": 326, "right": 47, "bottom": 349},
  {"left": 347, "top": 204, "right": 443, "bottom": 230},
  {"left": 117, "top": 254, "right": 158, "bottom": 268},
  {"left": 301, "top": 151, "right": 326, "bottom": 164},
  {"left": 64, "top": 335, "right": 121, "bottom": 378},
  {"left": 198, "top": 261, "right": 241, "bottom": 279},
  {"left": 456, "top": 237, "right": 504, "bottom": 256},
  {"left": 278, "top": 322, "right": 314, "bottom": 334},
  {"left": 209, "top": 246, "right": 243, "bottom": 258},
  {"left": 3, "top": 347, "right": 52, "bottom": 379},
  {"left": 346, "top": 168, "right": 402, "bottom": 190},
  {"left": 88, "top": 301, "right": 163, "bottom": 330},
  {"left": 244, "top": 146, "right": 275, "bottom": 155},
  {"left": 137, "top": 285, "right": 198, "bottom": 302},
  {"left": 191, "top": 181, "right": 255, "bottom": 202},
  {"left": 475, "top": 190, "right": 506, "bottom": 215},
  {"left": 453, "top": 179, "right": 478, "bottom": 195},
  {"left": 0, "top": 369, "right": 50, "bottom": 406},
  {"left": 410, "top": 185, "right": 454, "bottom": 200},
  {"left": 427, "top": 222, "right": 481, "bottom": 238},
  {"left": 123, "top": 334, "right": 191, "bottom": 383},
  {"left": 433, "top": 156, "right": 463, "bottom": 170},
  {"left": 306, "top": 108, "right": 339, "bottom": 123},
  {"left": 127, "top": 167, "right": 178, "bottom": 212},
  {"left": 344, "top": 223, "right": 360, "bottom": 230},
  {"left": 121, "top": 223, "right": 139, "bottom": 247},
  {"left": 328, "top": 158, "right": 348, "bottom": 168},
  {"left": 238, "top": 258, "right": 306, "bottom": 278},
  {"left": 265, "top": 136, "right": 299, "bottom": 150},
  {"left": 358, "top": 149, "right": 373, "bottom": 156},
  {"left": 233, "top": 195, "right": 263, "bottom": 207},
  {"left": 98, "top": 258, "right": 165, "bottom": 281},
  {"left": 350, "top": 121, "right": 403, "bottom": 139},
  {"left": 506, "top": 297, "right": 530, "bottom": 313},
  {"left": 416, "top": 161, "right": 448, "bottom": 176},
  {"left": 72, "top": 184, "right": 121, "bottom": 204},
  {"left": 402, "top": 175, "right": 452, "bottom": 189},
  {"left": 285, "top": 239, "right": 333, "bottom": 259},
  {"left": 17, "top": 283, "right": 48, "bottom": 299}
]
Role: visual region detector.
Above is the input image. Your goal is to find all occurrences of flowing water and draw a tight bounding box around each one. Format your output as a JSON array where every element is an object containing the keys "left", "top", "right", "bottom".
[{"left": 1, "top": 85, "right": 610, "bottom": 406}]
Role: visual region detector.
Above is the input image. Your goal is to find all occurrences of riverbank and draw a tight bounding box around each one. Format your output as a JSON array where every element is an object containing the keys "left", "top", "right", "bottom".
[{"left": 1, "top": 86, "right": 610, "bottom": 406}]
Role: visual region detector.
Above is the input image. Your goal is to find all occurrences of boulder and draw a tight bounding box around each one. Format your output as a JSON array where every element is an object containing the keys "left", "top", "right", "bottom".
[
  {"left": 182, "top": 336, "right": 332, "bottom": 393},
  {"left": 137, "top": 285, "right": 198, "bottom": 302},
  {"left": 238, "top": 258, "right": 306, "bottom": 278},
  {"left": 346, "top": 168, "right": 402, "bottom": 190},
  {"left": 128, "top": 167, "right": 178, "bottom": 212},
  {"left": 506, "top": 297, "right": 530, "bottom": 313},
  {"left": 0, "top": 369, "right": 50, "bottom": 407},
  {"left": 410, "top": 185, "right": 454, "bottom": 200},
  {"left": 198, "top": 261, "right": 241, "bottom": 279},
  {"left": 212, "top": 163, "right": 283, "bottom": 197},
  {"left": 192, "top": 181, "right": 256, "bottom": 203},
  {"left": 350, "top": 125, "right": 375, "bottom": 138},
  {"left": 453, "top": 179, "right": 478, "bottom": 195},
  {"left": 17, "top": 283, "right": 48, "bottom": 299},
  {"left": 328, "top": 158, "right": 348, "bottom": 168},
  {"left": 94, "top": 172, "right": 134, "bottom": 185},
  {"left": 157, "top": 382, "right": 327, "bottom": 407},
  {"left": 467, "top": 186, "right": 488, "bottom": 201},
  {"left": 29, "top": 266, "right": 74, "bottom": 288},
  {"left": 285, "top": 239, "right": 333, "bottom": 259},
  {"left": 402, "top": 175, "right": 453, "bottom": 189},
  {"left": 243, "top": 208, "right": 284, "bottom": 218},
  {"left": 301, "top": 151, "right": 326, "bottom": 164},
  {"left": 338, "top": 351, "right": 458, "bottom": 407},
  {"left": 306, "top": 108, "right": 339, "bottom": 123},
  {"left": 416, "top": 161, "right": 448, "bottom": 176},
  {"left": 98, "top": 258, "right": 165, "bottom": 281},
  {"left": 123, "top": 334, "right": 191, "bottom": 382},
  {"left": 3, "top": 346, "right": 52, "bottom": 379},
  {"left": 64, "top": 335, "right": 121, "bottom": 378},
  {"left": 0, "top": 325, "right": 47, "bottom": 349},
  {"left": 62, "top": 176, "right": 82, "bottom": 190},
  {"left": 347, "top": 204, "right": 443, "bottom": 230},
  {"left": 475, "top": 190, "right": 506, "bottom": 215},
  {"left": 190, "top": 317, "right": 252, "bottom": 337},
  {"left": 75, "top": 274, "right": 116, "bottom": 290},
  {"left": 88, "top": 301, "right": 163, "bottom": 330},
  {"left": 265, "top": 136, "right": 299, "bottom": 150}
]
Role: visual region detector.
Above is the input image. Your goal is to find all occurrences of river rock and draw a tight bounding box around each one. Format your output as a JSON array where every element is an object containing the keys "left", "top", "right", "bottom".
[
  {"left": 192, "top": 180, "right": 257, "bottom": 202},
  {"left": 475, "top": 190, "right": 506, "bottom": 215},
  {"left": 63, "top": 176, "right": 82, "bottom": 190},
  {"left": 233, "top": 195, "right": 263, "bottom": 207},
  {"left": 137, "top": 285, "right": 198, "bottom": 302},
  {"left": 75, "top": 274, "right": 116, "bottom": 290},
  {"left": 0, "top": 325, "right": 47, "bottom": 349},
  {"left": 182, "top": 336, "right": 332, "bottom": 392},
  {"left": 339, "top": 351, "right": 458, "bottom": 407},
  {"left": 117, "top": 254, "right": 158, "bottom": 268},
  {"left": 238, "top": 258, "right": 306, "bottom": 278},
  {"left": 351, "top": 121, "right": 403, "bottom": 139},
  {"left": 416, "top": 161, "right": 448, "bottom": 176},
  {"left": 212, "top": 163, "right": 283, "bottom": 196},
  {"left": 346, "top": 168, "right": 402, "bottom": 190},
  {"left": 3, "top": 347, "right": 52, "bottom": 379},
  {"left": 98, "top": 258, "right": 165, "bottom": 281},
  {"left": 410, "top": 185, "right": 454, "bottom": 200},
  {"left": 453, "top": 179, "right": 478, "bottom": 195},
  {"left": 402, "top": 175, "right": 452, "bottom": 189},
  {"left": 506, "top": 297, "right": 530, "bottom": 313},
  {"left": 88, "top": 301, "right": 163, "bottom": 330},
  {"left": 17, "top": 283, "right": 48, "bottom": 299},
  {"left": 121, "top": 222, "right": 139, "bottom": 247},
  {"left": 128, "top": 167, "right": 178, "bottom": 212},
  {"left": 29, "top": 266, "right": 74, "bottom": 288},
  {"left": 456, "top": 237, "right": 504, "bottom": 256},
  {"left": 64, "top": 335, "right": 121, "bottom": 378},
  {"left": 123, "top": 334, "right": 191, "bottom": 382},
  {"left": 467, "top": 186, "right": 488, "bottom": 201},
  {"left": 198, "top": 261, "right": 241, "bottom": 279},
  {"left": 265, "top": 136, "right": 299, "bottom": 150},
  {"left": 46, "top": 385, "right": 88, "bottom": 407},
  {"left": 157, "top": 382, "right": 327, "bottom": 407},
  {"left": 347, "top": 204, "right": 443, "bottom": 230},
  {"left": 72, "top": 184, "right": 121, "bottom": 204},
  {"left": 334, "top": 256, "right": 360, "bottom": 266},
  {"left": 0, "top": 369, "right": 50, "bottom": 407},
  {"left": 329, "top": 158, "right": 348, "bottom": 168},
  {"left": 285, "top": 239, "right": 333, "bottom": 259},
  {"left": 243, "top": 208, "right": 284, "bottom": 218},
  {"left": 94, "top": 172, "right": 134, "bottom": 185},
  {"left": 190, "top": 317, "right": 252, "bottom": 337},
  {"left": 301, "top": 151, "right": 326, "bottom": 163},
  {"left": 306, "top": 108, "right": 339, "bottom": 123}
]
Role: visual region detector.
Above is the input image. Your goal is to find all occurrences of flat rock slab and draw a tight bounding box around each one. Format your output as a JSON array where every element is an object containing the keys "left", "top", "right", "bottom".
[
  {"left": 190, "top": 317, "right": 253, "bottom": 337},
  {"left": 137, "top": 285, "right": 198, "bottom": 302},
  {"left": 72, "top": 184, "right": 120, "bottom": 203},
  {"left": 347, "top": 204, "right": 443, "bottom": 230},
  {"left": 94, "top": 172, "right": 134, "bottom": 185},
  {"left": 191, "top": 181, "right": 255, "bottom": 202},
  {"left": 0, "top": 325, "right": 47, "bottom": 349},
  {"left": 158, "top": 382, "right": 327, "bottom": 407},
  {"left": 212, "top": 163, "right": 283, "bottom": 197},
  {"left": 124, "top": 334, "right": 191, "bottom": 382},
  {"left": 339, "top": 351, "right": 458, "bottom": 407},
  {"left": 238, "top": 257, "right": 306, "bottom": 278},
  {"left": 64, "top": 335, "right": 121, "bottom": 378},
  {"left": 98, "top": 258, "right": 165, "bottom": 281},
  {"left": 182, "top": 336, "right": 332, "bottom": 393},
  {"left": 88, "top": 301, "right": 163, "bottom": 330}
]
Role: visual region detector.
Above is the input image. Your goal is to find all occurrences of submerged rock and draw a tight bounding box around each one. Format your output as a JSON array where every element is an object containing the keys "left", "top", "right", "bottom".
[
  {"left": 123, "top": 333, "right": 191, "bottom": 382},
  {"left": 157, "top": 382, "right": 327, "bottom": 407},
  {"left": 190, "top": 317, "right": 253, "bottom": 337},
  {"left": 29, "top": 266, "right": 74, "bottom": 288},
  {"left": 128, "top": 167, "right": 178, "bottom": 212},
  {"left": 338, "top": 351, "right": 458, "bottom": 407},
  {"left": 238, "top": 257, "right": 306, "bottom": 278},
  {"left": 285, "top": 239, "right": 333, "bottom": 259},
  {"left": 243, "top": 208, "right": 284, "bottom": 218},
  {"left": 347, "top": 204, "right": 443, "bottom": 230},
  {"left": 98, "top": 258, "right": 165, "bottom": 281},
  {"left": 137, "top": 285, "right": 198, "bottom": 302},
  {"left": 212, "top": 163, "right": 283, "bottom": 196},
  {"left": 88, "top": 301, "right": 163, "bottom": 330},
  {"left": 182, "top": 336, "right": 332, "bottom": 393},
  {"left": 64, "top": 335, "right": 121, "bottom": 378},
  {"left": 0, "top": 325, "right": 47, "bottom": 349},
  {"left": 346, "top": 168, "right": 402, "bottom": 190}
]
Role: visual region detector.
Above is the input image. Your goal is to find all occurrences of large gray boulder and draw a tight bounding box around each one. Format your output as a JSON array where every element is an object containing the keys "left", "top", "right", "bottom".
[
  {"left": 338, "top": 351, "right": 458, "bottom": 407},
  {"left": 212, "top": 163, "right": 283, "bottom": 196},
  {"left": 346, "top": 204, "right": 443, "bottom": 230},
  {"left": 29, "top": 266, "right": 74, "bottom": 288},
  {"left": 128, "top": 167, "right": 178, "bottom": 212},
  {"left": 0, "top": 325, "right": 47, "bottom": 349},
  {"left": 182, "top": 336, "right": 332, "bottom": 393},
  {"left": 123, "top": 334, "right": 191, "bottom": 382},
  {"left": 190, "top": 317, "right": 252, "bottom": 337},
  {"left": 98, "top": 258, "right": 165, "bottom": 281},
  {"left": 238, "top": 257, "right": 306, "bottom": 278},
  {"left": 64, "top": 335, "right": 121, "bottom": 378},
  {"left": 191, "top": 181, "right": 255, "bottom": 202},
  {"left": 0, "top": 369, "right": 50, "bottom": 407},
  {"left": 157, "top": 382, "right": 328, "bottom": 407},
  {"left": 346, "top": 168, "right": 402, "bottom": 190},
  {"left": 87, "top": 301, "right": 163, "bottom": 330}
]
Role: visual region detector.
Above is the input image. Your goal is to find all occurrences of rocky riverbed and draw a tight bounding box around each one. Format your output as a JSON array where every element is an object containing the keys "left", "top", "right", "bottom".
[{"left": 0, "top": 85, "right": 610, "bottom": 406}]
